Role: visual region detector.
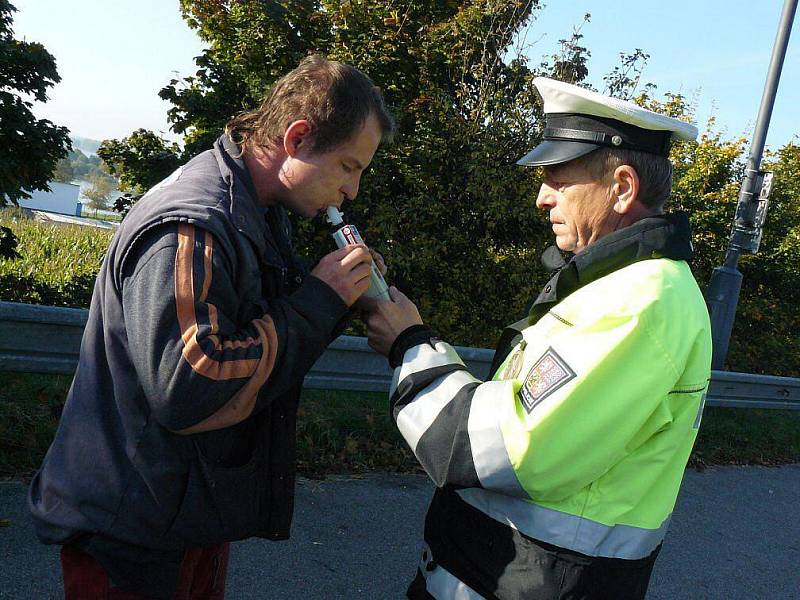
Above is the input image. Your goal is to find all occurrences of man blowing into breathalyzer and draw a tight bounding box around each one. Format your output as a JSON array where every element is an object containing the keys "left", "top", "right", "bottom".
[
  {"left": 29, "top": 55, "right": 395, "bottom": 599},
  {"left": 363, "top": 78, "right": 712, "bottom": 600}
]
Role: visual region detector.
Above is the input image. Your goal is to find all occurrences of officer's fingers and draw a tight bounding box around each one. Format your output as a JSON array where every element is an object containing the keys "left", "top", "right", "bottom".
[
  {"left": 366, "top": 333, "right": 383, "bottom": 354},
  {"left": 369, "top": 249, "right": 387, "bottom": 275},
  {"left": 363, "top": 310, "right": 384, "bottom": 333},
  {"left": 388, "top": 286, "right": 411, "bottom": 304},
  {"left": 359, "top": 295, "right": 380, "bottom": 313}
]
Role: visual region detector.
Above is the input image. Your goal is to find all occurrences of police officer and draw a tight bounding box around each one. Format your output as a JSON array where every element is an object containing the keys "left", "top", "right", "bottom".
[{"left": 363, "top": 78, "right": 712, "bottom": 599}]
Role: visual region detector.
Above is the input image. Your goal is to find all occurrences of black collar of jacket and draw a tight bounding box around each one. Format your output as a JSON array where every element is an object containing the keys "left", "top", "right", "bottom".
[
  {"left": 530, "top": 212, "right": 693, "bottom": 320},
  {"left": 215, "top": 134, "right": 270, "bottom": 247},
  {"left": 488, "top": 212, "right": 693, "bottom": 377}
]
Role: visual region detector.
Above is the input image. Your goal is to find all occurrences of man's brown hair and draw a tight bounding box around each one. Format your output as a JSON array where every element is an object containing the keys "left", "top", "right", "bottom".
[{"left": 226, "top": 55, "right": 396, "bottom": 155}]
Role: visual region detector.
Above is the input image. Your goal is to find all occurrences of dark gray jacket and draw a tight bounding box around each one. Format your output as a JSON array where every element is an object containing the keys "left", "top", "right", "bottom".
[{"left": 28, "top": 135, "right": 348, "bottom": 597}]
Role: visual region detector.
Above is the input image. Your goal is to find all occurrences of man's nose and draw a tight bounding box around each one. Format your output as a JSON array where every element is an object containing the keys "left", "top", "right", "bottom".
[{"left": 341, "top": 177, "right": 360, "bottom": 201}]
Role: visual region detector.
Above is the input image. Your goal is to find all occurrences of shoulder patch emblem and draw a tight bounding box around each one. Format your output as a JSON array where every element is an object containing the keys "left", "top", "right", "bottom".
[{"left": 519, "top": 347, "right": 576, "bottom": 413}]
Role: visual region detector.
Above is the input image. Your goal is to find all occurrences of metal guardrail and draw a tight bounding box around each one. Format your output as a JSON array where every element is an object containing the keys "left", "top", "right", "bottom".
[
  {"left": 304, "top": 334, "right": 494, "bottom": 392},
  {"left": 705, "top": 371, "right": 800, "bottom": 410},
  {"left": 0, "top": 301, "right": 798, "bottom": 410},
  {"left": 0, "top": 301, "right": 88, "bottom": 374}
]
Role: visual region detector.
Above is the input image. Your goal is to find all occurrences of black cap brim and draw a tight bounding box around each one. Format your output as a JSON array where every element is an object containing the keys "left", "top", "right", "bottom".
[{"left": 516, "top": 140, "right": 599, "bottom": 167}]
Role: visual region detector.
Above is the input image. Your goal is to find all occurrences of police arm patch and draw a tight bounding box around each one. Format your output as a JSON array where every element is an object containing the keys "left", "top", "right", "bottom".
[{"left": 518, "top": 347, "right": 576, "bottom": 414}]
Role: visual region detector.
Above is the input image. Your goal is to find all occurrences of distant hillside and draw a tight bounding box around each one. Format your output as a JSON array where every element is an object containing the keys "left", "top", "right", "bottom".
[{"left": 71, "top": 136, "right": 102, "bottom": 156}]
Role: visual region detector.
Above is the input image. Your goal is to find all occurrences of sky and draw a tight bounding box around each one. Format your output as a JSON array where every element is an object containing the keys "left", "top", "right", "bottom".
[
  {"left": 525, "top": 0, "right": 800, "bottom": 150},
  {"left": 12, "top": 0, "right": 800, "bottom": 150},
  {"left": 13, "top": 0, "right": 205, "bottom": 142}
]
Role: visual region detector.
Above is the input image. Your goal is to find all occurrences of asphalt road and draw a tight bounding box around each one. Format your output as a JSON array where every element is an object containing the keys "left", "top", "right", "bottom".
[{"left": 1, "top": 466, "right": 798, "bottom": 599}]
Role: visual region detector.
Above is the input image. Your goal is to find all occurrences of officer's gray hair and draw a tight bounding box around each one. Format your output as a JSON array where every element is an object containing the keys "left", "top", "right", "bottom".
[{"left": 576, "top": 148, "right": 673, "bottom": 210}]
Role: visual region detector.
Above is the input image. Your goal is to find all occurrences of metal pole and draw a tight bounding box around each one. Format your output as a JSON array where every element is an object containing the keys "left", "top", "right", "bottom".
[{"left": 706, "top": 0, "right": 798, "bottom": 369}]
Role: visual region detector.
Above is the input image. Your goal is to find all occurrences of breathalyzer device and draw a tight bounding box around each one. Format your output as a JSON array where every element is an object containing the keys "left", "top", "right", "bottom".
[{"left": 326, "top": 206, "right": 391, "bottom": 301}]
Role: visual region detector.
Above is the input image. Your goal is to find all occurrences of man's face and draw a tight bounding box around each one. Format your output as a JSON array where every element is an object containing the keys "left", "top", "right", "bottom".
[
  {"left": 279, "top": 113, "right": 383, "bottom": 218},
  {"left": 535, "top": 159, "right": 617, "bottom": 253}
]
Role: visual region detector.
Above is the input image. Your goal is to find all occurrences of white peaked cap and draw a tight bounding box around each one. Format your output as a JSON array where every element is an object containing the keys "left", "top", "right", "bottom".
[{"left": 518, "top": 77, "right": 698, "bottom": 167}]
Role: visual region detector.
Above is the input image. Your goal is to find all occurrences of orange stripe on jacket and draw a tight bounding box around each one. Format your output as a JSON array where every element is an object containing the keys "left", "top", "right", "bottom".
[
  {"left": 175, "top": 223, "right": 277, "bottom": 381},
  {"left": 220, "top": 317, "right": 279, "bottom": 420}
]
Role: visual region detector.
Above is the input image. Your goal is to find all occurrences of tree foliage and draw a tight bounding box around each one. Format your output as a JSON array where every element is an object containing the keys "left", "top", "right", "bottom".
[
  {"left": 82, "top": 174, "right": 112, "bottom": 216},
  {"left": 52, "top": 158, "right": 74, "bottom": 183},
  {"left": 0, "top": 0, "right": 71, "bottom": 205},
  {"left": 60, "top": 147, "right": 113, "bottom": 183},
  {"left": 654, "top": 97, "right": 800, "bottom": 376},
  {"left": 97, "top": 129, "right": 181, "bottom": 213},
  {"left": 99, "top": 1, "right": 799, "bottom": 374}
]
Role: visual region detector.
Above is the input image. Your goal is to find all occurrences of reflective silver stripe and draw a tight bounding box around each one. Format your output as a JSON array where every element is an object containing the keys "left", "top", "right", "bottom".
[
  {"left": 468, "top": 382, "right": 529, "bottom": 497},
  {"left": 693, "top": 393, "right": 706, "bottom": 429},
  {"left": 457, "top": 488, "right": 669, "bottom": 559},
  {"left": 391, "top": 341, "right": 466, "bottom": 396},
  {"left": 396, "top": 370, "right": 480, "bottom": 452},
  {"left": 424, "top": 563, "right": 485, "bottom": 600},
  {"left": 390, "top": 365, "right": 401, "bottom": 397}
]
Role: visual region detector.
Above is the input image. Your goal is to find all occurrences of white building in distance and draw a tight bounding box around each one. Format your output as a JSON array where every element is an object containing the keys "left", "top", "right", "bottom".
[{"left": 16, "top": 182, "right": 82, "bottom": 216}]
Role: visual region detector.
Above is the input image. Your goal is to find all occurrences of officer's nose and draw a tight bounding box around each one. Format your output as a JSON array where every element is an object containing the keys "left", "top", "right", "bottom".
[{"left": 536, "top": 183, "right": 557, "bottom": 210}]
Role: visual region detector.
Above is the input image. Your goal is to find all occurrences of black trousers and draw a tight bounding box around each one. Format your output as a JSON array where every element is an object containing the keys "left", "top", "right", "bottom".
[
  {"left": 407, "top": 548, "right": 659, "bottom": 600},
  {"left": 408, "top": 488, "right": 660, "bottom": 600}
]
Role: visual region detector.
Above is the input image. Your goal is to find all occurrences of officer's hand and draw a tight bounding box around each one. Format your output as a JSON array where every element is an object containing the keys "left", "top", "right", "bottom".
[
  {"left": 312, "top": 244, "right": 373, "bottom": 307},
  {"left": 369, "top": 248, "right": 387, "bottom": 276},
  {"left": 361, "top": 286, "right": 423, "bottom": 357}
]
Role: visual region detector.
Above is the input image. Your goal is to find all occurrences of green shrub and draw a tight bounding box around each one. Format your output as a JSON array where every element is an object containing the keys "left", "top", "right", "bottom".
[{"left": 669, "top": 132, "right": 800, "bottom": 377}]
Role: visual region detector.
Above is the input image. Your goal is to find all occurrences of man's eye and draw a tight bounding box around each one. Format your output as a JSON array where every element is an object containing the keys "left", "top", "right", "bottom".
[{"left": 342, "top": 163, "right": 353, "bottom": 173}]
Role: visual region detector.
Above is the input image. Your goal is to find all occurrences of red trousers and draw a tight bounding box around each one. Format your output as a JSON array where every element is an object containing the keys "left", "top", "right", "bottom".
[{"left": 60, "top": 543, "right": 230, "bottom": 600}]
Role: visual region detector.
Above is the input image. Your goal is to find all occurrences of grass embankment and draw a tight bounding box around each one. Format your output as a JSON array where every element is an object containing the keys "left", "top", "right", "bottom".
[
  {"left": 0, "top": 372, "right": 418, "bottom": 480},
  {"left": 2, "top": 372, "right": 798, "bottom": 481},
  {"left": 0, "top": 208, "right": 111, "bottom": 308}
]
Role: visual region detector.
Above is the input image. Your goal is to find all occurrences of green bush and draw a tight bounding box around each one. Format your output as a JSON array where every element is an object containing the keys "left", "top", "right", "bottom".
[{"left": 668, "top": 131, "right": 800, "bottom": 377}]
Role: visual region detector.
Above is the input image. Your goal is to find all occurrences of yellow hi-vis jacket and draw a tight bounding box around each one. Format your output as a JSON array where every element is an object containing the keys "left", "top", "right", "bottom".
[{"left": 389, "top": 213, "right": 712, "bottom": 599}]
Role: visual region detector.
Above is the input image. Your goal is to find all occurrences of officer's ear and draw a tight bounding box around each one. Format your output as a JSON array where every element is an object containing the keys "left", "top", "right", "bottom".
[
  {"left": 284, "top": 120, "right": 313, "bottom": 157},
  {"left": 611, "top": 165, "right": 640, "bottom": 214}
]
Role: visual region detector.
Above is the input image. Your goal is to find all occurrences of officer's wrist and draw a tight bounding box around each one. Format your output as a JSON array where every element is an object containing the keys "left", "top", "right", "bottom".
[{"left": 389, "top": 325, "right": 438, "bottom": 368}]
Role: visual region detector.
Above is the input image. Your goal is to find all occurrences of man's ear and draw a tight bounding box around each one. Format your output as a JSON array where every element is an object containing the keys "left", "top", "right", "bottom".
[
  {"left": 612, "top": 165, "right": 640, "bottom": 214},
  {"left": 283, "top": 120, "right": 312, "bottom": 157}
]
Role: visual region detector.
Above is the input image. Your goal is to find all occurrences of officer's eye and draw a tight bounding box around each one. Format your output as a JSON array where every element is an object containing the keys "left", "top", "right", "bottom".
[
  {"left": 545, "top": 177, "right": 564, "bottom": 189},
  {"left": 342, "top": 163, "right": 353, "bottom": 173}
]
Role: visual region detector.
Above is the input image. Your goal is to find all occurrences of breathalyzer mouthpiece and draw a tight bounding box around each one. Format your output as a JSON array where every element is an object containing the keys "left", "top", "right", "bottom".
[{"left": 326, "top": 206, "right": 344, "bottom": 226}]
